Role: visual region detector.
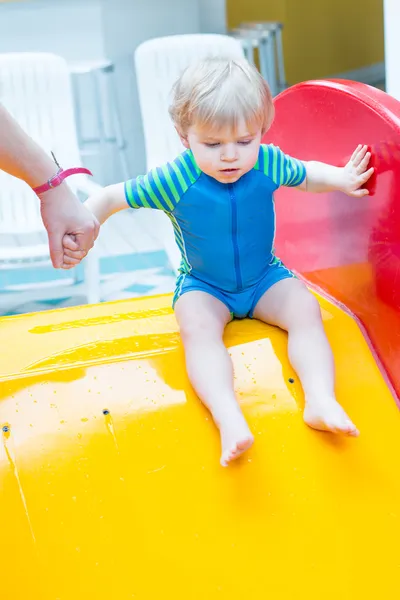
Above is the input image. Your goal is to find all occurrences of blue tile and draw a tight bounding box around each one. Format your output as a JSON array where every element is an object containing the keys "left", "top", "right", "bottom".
[
  {"left": 0, "top": 249, "right": 175, "bottom": 317},
  {"left": 101, "top": 251, "right": 169, "bottom": 274},
  {"left": 0, "top": 250, "right": 169, "bottom": 288},
  {"left": 125, "top": 283, "right": 154, "bottom": 294}
]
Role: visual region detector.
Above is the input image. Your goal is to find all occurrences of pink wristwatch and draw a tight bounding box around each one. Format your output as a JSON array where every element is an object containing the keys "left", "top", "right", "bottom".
[{"left": 32, "top": 152, "right": 93, "bottom": 195}]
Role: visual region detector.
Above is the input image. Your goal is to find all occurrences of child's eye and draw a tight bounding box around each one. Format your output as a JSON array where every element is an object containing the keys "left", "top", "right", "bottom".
[
  {"left": 204, "top": 142, "right": 220, "bottom": 148},
  {"left": 238, "top": 140, "right": 252, "bottom": 146}
]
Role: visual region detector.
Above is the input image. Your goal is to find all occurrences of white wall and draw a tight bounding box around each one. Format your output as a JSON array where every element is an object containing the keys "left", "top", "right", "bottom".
[
  {"left": 199, "top": 0, "right": 227, "bottom": 34},
  {"left": 384, "top": 0, "right": 400, "bottom": 100},
  {"left": 0, "top": 0, "right": 105, "bottom": 61},
  {"left": 101, "top": 0, "right": 203, "bottom": 178}
]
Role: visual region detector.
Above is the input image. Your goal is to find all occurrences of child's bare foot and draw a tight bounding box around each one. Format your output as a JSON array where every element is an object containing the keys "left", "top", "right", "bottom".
[
  {"left": 303, "top": 396, "right": 359, "bottom": 437},
  {"left": 219, "top": 410, "right": 254, "bottom": 467}
]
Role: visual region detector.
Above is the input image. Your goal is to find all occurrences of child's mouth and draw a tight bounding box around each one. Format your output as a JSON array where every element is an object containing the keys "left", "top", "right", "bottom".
[{"left": 220, "top": 168, "right": 239, "bottom": 173}]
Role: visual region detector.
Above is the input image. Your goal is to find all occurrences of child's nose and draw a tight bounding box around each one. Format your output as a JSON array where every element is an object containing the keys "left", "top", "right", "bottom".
[{"left": 221, "top": 144, "right": 237, "bottom": 161}]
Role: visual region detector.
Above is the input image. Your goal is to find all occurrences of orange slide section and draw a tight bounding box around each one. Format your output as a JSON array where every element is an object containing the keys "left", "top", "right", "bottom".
[{"left": 1, "top": 80, "right": 400, "bottom": 599}]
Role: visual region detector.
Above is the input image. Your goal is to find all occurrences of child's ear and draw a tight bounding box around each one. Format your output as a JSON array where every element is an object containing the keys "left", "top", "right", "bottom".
[{"left": 176, "top": 128, "right": 189, "bottom": 149}]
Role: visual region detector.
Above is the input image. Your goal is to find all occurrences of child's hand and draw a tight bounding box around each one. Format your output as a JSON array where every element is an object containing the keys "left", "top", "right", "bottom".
[
  {"left": 60, "top": 234, "right": 89, "bottom": 269},
  {"left": 341, "top": 144, "right": 374, "bottom": 197}
]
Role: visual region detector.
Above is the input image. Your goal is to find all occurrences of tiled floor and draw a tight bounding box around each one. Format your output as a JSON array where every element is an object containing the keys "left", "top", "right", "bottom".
[{"left": 0, "top": 209, "right": 176, "bottom": 316}]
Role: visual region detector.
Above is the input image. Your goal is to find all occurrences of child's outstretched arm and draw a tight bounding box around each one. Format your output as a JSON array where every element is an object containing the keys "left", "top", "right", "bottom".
[
  {"left": 298, "top": 144, "right": 374, "bottom": 197},
  {"left": 84, "top": 182, "right": 127, "bottom": 225},
  {"left": 62, "top": 183, "right": 127, "bottom": 266}
]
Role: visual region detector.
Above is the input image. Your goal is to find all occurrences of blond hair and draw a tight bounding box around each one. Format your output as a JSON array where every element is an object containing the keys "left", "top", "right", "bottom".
[{"left": 169, "top": 57, "right": 274, "bottom": 135}]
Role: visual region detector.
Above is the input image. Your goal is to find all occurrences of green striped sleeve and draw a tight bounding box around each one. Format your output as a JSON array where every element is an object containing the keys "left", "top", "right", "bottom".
[
  {"left": 124, "top": 155, "right": 195, "bottom": 212},
  {"left": 259, "top": 144, "right": 306, "bottom": 188}
]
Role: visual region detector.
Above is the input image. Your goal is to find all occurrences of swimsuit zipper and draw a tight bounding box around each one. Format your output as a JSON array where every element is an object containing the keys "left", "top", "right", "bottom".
[{"left": 228, "top": 183, "right": 243, "bottom": 290}]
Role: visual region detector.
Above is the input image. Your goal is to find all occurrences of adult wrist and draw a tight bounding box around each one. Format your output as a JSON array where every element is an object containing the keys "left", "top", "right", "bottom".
[{"left": 32, "top": 152, "right": 92, "bottom": 197}]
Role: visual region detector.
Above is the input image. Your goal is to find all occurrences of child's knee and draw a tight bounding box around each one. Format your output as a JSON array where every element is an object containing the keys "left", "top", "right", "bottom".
[
  {"left": 180, "top": 319, "right": 203, "bottom": 341},
  {"left": 297, "top": 290, "right": 322, "bottom": 323},
  {"left": 179, "top": 315, "right": 221, "bottom": 344}
]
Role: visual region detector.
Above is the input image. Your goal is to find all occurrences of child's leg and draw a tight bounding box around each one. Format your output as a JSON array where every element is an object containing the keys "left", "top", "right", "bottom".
[
  {"left": 175, "top": 291, "right": 254, "bottom": 466},
  {"left": 252, "top": 278, "right": 359, "bottom": 436}
]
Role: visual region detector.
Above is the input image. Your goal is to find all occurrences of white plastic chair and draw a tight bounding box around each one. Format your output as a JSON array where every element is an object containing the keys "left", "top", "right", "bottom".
[
  {"left": 134, "top": 34, "right": 245, "bottom": 273},
  {"left": 0, "top": 52, "right": 102, "bottom": 312}
]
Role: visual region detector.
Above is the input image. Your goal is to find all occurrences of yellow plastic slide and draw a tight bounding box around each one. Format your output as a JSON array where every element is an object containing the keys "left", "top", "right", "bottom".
[{"left": 1, "top": 292, "right": 399, "bottom": 599}]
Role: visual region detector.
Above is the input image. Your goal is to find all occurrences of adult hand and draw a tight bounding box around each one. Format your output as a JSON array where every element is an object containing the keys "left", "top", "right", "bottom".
[{"left": 40, "top": 184, "right": 100, "bottom": 269}]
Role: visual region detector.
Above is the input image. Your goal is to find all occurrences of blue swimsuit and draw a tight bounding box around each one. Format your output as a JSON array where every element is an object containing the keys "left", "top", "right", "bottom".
[{"left": 124, "top": 144, "right": 306, "bottom": 318}]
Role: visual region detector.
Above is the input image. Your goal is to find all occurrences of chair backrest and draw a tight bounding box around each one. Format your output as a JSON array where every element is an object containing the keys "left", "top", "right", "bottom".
[
  {"left": 0, "top": 52, "right": 83, "bottom": 234},
  {"left": 134, "top": 34, "right": 244, "bottom": 170}
]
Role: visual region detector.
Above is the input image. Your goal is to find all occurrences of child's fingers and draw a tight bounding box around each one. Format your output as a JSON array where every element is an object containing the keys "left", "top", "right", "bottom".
[
  {"left": 63, "top": 248, "right": 87, "bottom": 260},
  {"left": 360, "top": 166, "right": 374, "bottom": 182},
  {"left": 351, "top": 187, "right": 369, "bottom": 198},
  {"left": 60, "top": 260, "right": 77, "bottom": 270},
  {"left": 353, "top": 144, "right": 368, "bottom": 166},
  {"left": 357, "top": 151, "right": 372, "bottom": 173},
  {"left": 349, "top": 166, "right": 374, "bottom": 197},
  {"left": 62, "top": 255, "right": 82, "bottom": 266},
  {"left": 350, "top": 144, "right": 363, "bottom": 162},
  {"left": 63, "top": 234, "right": 79, "bottom": 251}
]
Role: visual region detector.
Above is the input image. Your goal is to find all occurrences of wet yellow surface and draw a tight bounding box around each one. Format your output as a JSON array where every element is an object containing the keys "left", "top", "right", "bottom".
[{"left": 0, "top": 293, "right": 399, "bottom": 600}]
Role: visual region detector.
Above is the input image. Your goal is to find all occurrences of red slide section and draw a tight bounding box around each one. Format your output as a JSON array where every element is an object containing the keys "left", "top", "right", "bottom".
[{"left": 265, "top": 80, "right": 400, "bottom": 398}]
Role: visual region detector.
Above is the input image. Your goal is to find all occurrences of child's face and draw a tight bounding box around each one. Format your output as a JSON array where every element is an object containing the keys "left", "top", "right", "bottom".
[{"left": 179, "top": 118, "right": 262, "bottom": 183}]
